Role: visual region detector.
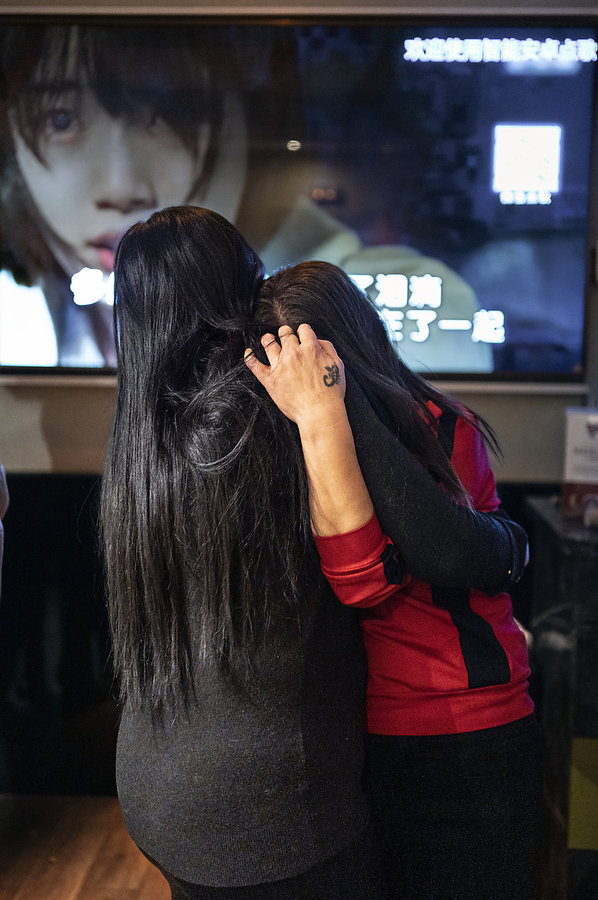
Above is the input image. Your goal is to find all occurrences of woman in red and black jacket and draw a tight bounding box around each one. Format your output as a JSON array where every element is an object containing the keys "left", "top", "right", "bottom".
[{"left": 247, "top": 263, "right": 541, "bottom": 900}]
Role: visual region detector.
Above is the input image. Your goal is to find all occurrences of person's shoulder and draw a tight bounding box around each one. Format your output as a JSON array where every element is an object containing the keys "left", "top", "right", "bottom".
[{"left": 426, "top": 397, "right": 473, "bottom": 425}]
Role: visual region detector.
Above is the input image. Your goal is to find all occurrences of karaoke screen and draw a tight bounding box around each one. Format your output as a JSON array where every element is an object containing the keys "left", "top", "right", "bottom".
[{"left": 0, "top": 21, "right": 596, "bottom": 377}]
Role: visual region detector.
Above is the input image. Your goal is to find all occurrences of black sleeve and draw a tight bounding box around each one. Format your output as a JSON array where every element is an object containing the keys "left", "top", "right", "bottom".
[{"left": 344, "top": 372, "right": 528, "bottom": 594}]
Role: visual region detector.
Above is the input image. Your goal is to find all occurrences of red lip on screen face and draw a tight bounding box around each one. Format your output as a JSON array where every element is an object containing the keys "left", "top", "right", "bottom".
[{"left": 88, "top": 232, "right": 123, "bottom": 272}]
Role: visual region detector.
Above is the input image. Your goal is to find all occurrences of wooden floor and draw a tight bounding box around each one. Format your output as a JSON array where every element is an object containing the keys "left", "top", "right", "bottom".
[{"left": 0, "top": 794, "right": 170, "bottom": 899}]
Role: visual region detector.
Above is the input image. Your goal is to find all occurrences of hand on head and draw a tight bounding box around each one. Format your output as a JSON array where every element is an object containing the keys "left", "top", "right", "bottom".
[{"left": 244, "top": 323, "right": 346, "bottom": 428}]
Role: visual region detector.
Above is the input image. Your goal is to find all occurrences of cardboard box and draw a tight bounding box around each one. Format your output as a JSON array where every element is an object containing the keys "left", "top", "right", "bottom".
[{"left": 562, "top": 407, "right": 598, "bottom": 524}]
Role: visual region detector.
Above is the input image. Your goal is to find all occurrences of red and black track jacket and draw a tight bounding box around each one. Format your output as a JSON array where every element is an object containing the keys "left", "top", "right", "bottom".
[{"left": 315, "top": 402, "right": 534, "bottom": 736}]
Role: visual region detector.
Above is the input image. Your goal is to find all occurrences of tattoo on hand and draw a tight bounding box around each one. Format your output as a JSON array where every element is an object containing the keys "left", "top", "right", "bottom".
[{"left": 323, "top": 364, "right": 341, "bottom": 387}]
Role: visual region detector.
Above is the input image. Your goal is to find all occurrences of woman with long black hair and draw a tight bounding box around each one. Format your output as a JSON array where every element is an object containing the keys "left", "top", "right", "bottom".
[
  {"left": 102, "top": 205, "right": 528, "bottom": 898},
  {"left": 246, "top": 263, "right": 540, "bottom": 900}
]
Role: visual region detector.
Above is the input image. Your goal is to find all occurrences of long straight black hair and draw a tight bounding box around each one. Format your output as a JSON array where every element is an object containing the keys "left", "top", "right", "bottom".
[
  {"left": 102, "top": 206, "right": 314, "bottom": 712},
  {"left": 102, "top": 205, "right": 496, "bottom": 712}
]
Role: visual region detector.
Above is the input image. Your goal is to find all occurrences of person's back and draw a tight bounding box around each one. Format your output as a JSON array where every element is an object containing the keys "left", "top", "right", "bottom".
[
  {"left": 101, "top": 206, "right": 377, "bottom": 896},
  {"left": 116, "top": 580, "right": 370, "bottom": 886}
]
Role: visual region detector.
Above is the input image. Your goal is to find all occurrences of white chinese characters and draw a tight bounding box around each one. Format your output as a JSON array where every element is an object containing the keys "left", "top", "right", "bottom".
[{"left": 349, "top": 273, "right": 505, "bottom": 345}]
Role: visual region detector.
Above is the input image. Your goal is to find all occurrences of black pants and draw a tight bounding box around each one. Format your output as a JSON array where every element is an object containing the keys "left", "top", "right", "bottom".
[
  {"left": 364, "top": 714, "right": 543, "bottom": 900},
  {"left": 157, "top": 828, "right": 386, "bottom": 900}
]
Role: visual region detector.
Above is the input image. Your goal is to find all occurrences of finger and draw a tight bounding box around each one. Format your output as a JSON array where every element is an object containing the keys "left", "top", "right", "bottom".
[
  {"left": 260, "top": 332, "right": 282, "bottom": 364},
  {"left": 296, "top": 323, "right": 318, "bottom": 346},
  {"left": 244, "top": 348, "right": 271, "bottom": 384},
  {"left": 278, "top": 324, "right": 298, "bottom": 342}
]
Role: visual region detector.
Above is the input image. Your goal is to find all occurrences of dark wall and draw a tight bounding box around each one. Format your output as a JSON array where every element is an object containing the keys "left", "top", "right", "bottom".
[{"left": 0, "top": 474, "right": 117, "bottom": 794}]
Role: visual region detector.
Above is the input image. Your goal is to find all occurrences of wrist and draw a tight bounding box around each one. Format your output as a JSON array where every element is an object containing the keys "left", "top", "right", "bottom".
[
  {"left": 295, "top": 401, "right": 349, "bottom": 441},
  {"left": 297, "top": 415, "right": 351, "bottom": 449}
]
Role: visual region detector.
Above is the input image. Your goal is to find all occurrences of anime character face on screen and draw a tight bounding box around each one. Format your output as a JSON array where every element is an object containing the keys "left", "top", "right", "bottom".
[
  {"left": 3, "top": 24, "right": 252, "bottom": 268},
  {"left": 0, "top": 24, "right": 248, "bottom": 363}
]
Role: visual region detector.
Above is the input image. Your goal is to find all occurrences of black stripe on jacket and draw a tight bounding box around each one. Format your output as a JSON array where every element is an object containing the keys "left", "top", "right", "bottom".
[{"left": 431, "top": 409, "right": 510, "bottom": 689}]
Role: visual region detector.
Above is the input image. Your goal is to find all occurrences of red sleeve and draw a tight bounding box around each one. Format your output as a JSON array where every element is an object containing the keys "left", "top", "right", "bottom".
[
  {"left": 451, "top": 414, "right": 500, "bottom": 513},
  {"left": 314, "top": 515, "right": 409, "bottom": 608}
]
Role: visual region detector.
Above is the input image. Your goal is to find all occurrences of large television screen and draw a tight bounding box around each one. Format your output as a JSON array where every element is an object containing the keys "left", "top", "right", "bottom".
[{"left": 0, "top": 18, "right": 596, "bottom": 378}]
